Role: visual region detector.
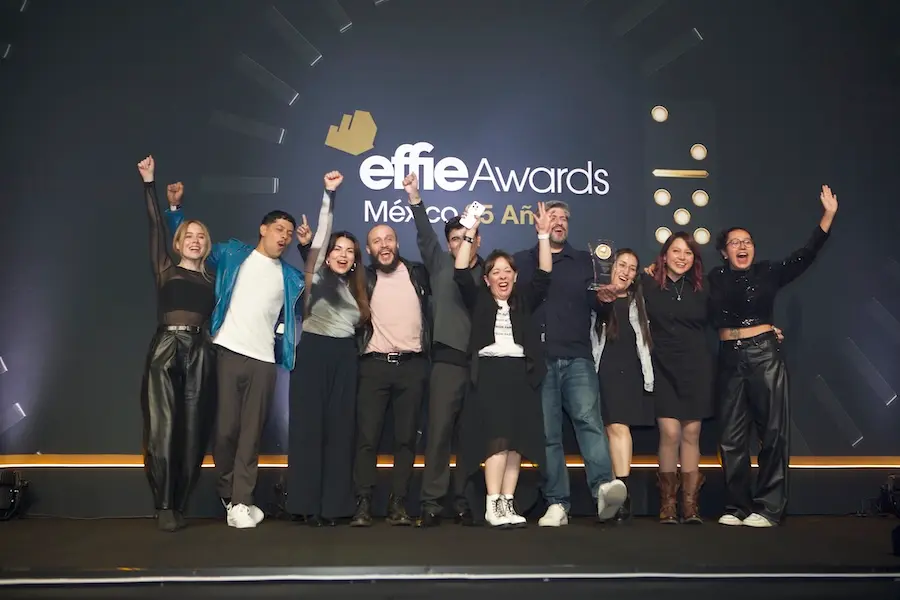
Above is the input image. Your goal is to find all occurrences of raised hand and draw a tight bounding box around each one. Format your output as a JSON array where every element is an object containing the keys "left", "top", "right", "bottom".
[
  {"left": 403, "top": 172, "right": 419, "bottom": 198},
  {"left": 137, "top": 155, "right": 155, "bottom": 183},
  {"left": 296, "top": 214, "right": 312, "bottom": 246},
  {"left": 167, "top": 182, "right": 184, "bottom": 206},
  {"left": 644, "top": 263, "right": 657, "bottom": 276},
  {"left": 534, "top": 201, "right": 551, "bottom": 235},
  {"left": 324, "top": 170, "right": 344, "bottom": 191},
  {"left": 820, "top": 184, "right": 838, "bottom": 215}
]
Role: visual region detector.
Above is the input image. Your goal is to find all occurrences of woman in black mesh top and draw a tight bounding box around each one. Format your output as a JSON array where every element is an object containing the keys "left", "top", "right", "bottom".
[
  {"left": 136, "top": 156, "right": 216, "bottom": 532},
  {"left": 710, "top": 184, "right": 837, "bottom": 528}
]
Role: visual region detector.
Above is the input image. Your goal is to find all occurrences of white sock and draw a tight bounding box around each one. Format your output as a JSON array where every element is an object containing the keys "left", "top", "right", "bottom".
[{"left": 503, "top": 494, "right": 514, "bottom": 500}]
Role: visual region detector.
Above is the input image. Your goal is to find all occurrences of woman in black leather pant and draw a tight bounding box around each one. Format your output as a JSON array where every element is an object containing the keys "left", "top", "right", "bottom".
[
  {"left": 708, "top": 184, "right": 837, "bottom": 528},
  {"left": 137, "top": 156, "right": 217, "bottom": 531}
]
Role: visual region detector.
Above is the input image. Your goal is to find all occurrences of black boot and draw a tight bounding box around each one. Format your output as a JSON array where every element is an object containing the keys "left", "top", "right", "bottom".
[
  {"left": 349, "top": 496, "right": 373, "bottom": 527},
  {"left": 157, "top": 509, "right": 178, "bottom": 532},
  {"left": 174, "top": 511, "right": 187, "bottom": 530},
  {"left": 386, "top": 495, "right": 413, "bottom": 526}
]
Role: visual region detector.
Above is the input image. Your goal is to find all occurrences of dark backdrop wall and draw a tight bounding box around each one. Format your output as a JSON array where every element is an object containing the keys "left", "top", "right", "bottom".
[{"left": 0, "top": 0, "right": 897, "bottom": 457}]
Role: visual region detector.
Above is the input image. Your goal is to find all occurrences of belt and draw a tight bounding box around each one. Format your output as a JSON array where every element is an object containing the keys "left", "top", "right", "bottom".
[
  {"left": 364, "top": 351, "right": 422, "bottom": 364},
  {"left": 160, "top": 325, "right": 202, "bottom": 333}
]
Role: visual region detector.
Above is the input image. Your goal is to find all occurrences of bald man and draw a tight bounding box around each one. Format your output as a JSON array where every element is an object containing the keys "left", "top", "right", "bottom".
[{"left": 348, "top": 223, "right": 431, "bottom": 527}]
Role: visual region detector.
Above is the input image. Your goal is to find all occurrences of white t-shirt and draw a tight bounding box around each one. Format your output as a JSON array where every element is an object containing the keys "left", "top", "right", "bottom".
[
  {"left": 478, "top": 299, "right": 525, "bottom": 358},
  {"left": 213, "top": 250, "right": 285, "bottom": 363}
]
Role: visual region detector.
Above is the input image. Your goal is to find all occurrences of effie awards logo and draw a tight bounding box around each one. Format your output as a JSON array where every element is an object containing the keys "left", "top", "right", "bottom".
[
  {"left": 324, "top": 110, "right": 611, "bottom": 226},
  {"left": 324, "top": 110, "right": 377, "bottom": 156}
]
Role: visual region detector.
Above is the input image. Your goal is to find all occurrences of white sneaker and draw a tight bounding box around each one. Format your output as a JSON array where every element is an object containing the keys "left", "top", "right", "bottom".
[
  {"left": 227, "top": 503, "right": 257, "bottom": 529},
  {"left": 503, "top": 495, "right": 527, "bottom": 527},
  {"left": 485, "top": 494, "right": 511, "bottom": 528},
  {"left": 538, "top": 503, "right": 569, "bottom": 527},
  {"left": 742, "top": 513, "right": 775, "bottom": 528},
  {"left": 597, "top": 479, "right": 627, "bottom": 520},
  {"left": 718, "top": 514, "right": 744, "bottom": 526},
  {"left": 221, "top": 499, "right": 265, "bottom": 526}
]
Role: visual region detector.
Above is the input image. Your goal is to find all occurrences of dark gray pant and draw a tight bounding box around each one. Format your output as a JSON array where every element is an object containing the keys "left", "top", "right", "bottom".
[
  {"left": 213, "top": 345, "right": 277, "bottom": 506},
  {"left": 420, "top": 362, "right": 470, "bottom": 514}
]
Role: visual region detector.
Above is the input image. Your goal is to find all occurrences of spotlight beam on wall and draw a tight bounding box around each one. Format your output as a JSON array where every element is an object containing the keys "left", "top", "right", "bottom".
[
  {"left": 200, "top": 176, "right": 280, "bottom": 195},
  {"left": 210, "top": 110, "right": 286, "bottom": 145},
  {"left": 320, "top": 0, "right": 353, "bottom": 34},
  {"left": 641, "top": 27, "right": 703, "bottom": 76},
  {"left": 611, "top": 0, "right": 667, "bottom": 37},
  {"left": 234, "top": 54, "right": 300, "bottom": 107},
  {"left": 265, "top": 5, "right": 323, "bottom": 67}
]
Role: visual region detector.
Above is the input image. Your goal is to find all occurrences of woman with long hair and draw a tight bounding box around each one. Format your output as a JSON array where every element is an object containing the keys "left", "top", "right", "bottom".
[
  {"left": 643, "top": 232, "right": 712, "bottom": 524},
  {"left": 137, "top": 155, "right": 216, "bottom": 532},
  {"left": 453, "top": 203, "right": 552, "bottom": 528},
  {"left": 711, "top": 184, "right": 837, "bottom": 528},
  {"left": 287, "top": 171, "right": 370, "bottom": 526},
  {"left": 593, "top": 249, "right": 654, "bottom": 523}
]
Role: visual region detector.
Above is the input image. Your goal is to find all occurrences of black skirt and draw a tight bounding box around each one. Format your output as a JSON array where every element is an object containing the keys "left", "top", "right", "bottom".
[{"left": 459, "top": 357, "right": 546, "bottom": 476}]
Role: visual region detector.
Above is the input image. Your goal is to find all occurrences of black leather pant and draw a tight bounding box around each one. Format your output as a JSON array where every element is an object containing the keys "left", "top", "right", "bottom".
[
  {"left": 716, "top": 331, "right": 789, "bottom": 523},
  {"left": 141, "top": 327, "right": 216, "bottom": 512}
]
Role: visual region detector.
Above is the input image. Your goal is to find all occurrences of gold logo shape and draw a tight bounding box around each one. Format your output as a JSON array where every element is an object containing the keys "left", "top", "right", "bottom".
[
  {"left": 595, "top": 244, "right": 611, "bottom": 260},
  {"left": 324, "top": 110, "right": 377, "bottom": 156}
]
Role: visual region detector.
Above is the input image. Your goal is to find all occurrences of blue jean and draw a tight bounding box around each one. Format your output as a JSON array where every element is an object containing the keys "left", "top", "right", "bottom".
[{"left": 541, "top": 357, "right": 613, "bottom": 511}]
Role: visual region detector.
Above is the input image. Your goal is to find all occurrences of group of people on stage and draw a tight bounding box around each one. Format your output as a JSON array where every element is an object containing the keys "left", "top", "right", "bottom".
[{"left": 135, "top": 154, "right": 838, "bottom": 532}]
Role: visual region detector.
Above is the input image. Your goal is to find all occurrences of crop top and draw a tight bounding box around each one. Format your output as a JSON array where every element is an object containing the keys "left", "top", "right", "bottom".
[
  {"left": 707, "top": 226, "right": 829, "bottom": 330},
  {"left": 144, "top": 181, "right": 215, "bottom": 327}
]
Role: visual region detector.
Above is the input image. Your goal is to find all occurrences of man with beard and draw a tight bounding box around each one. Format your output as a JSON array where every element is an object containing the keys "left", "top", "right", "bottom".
[
  {"left": 347, "top": 218, "right": 431, "bottom": 527},
  {"left": 403, "top": 172, "right": 482, "bottom": 527},
  {"left": 513, "top": 200, "right": 626, "bottom": 527}
]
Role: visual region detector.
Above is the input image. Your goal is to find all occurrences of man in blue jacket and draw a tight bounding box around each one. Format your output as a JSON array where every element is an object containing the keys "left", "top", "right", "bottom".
[{"left": 166, "top": 197, "right": 304, "bottom": 530}]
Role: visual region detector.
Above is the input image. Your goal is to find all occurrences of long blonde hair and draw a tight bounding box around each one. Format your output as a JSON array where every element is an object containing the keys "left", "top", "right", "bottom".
[{"left": 173, "top": 219, "right": 213, "bottom": 280}]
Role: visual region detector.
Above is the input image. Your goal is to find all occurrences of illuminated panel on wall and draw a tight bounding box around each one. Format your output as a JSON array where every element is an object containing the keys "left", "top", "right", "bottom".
[{"left": 644, "top": 101, "right": 717, "bottom": 254}]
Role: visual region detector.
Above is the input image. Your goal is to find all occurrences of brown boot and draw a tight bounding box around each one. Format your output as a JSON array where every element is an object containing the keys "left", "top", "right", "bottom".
[
  {"left": 681, "top": 471, "right": 706, "bottom": 524},
  {"left": 657, "top": 471, "right": 680, "bottom": 524}
]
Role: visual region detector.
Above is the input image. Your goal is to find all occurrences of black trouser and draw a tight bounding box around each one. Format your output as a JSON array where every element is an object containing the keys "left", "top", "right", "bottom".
[
  {"left": 353, "top": 353, "right": 428, "bottom": 499},
  {"left": 717, "top": 331, "right": 789, "bottom": 523},
  {"left": 213, "top": 345, "right": 277, "bottom": 506},
  {"left": 141, "top": 326, "right": 216, "bottom": 513},
  {"left": 287, "top": 333, "right": 358, "bottom": 519},
  {"left": 420, "top": 362, "right": 470, "bottom": 514}
]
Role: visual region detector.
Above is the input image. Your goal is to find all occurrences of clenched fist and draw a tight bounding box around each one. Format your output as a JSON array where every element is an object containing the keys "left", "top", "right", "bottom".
[
  {"left": 403, "top": 172, "right": 419, "bottom": 195},
  {"left": 167, "top": 182, "right": 184, "bottom": 206},
  {"left": 324, "top": 171, "right": 343, "bottom": 191},
  {"left": 296, "top": 214, "right": 312, "bottom": 246},
  {"left": 137, "top": 155, "right": 155, "bottom": 182}
]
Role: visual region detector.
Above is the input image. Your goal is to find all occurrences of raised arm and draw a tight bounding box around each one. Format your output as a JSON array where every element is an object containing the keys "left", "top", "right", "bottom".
[
  {"left": 454, "top": 206, "right": 481, "bottom": 310},
  {"left": 302, "top": 171, "right": 343, "bottom": 289},
  {"left": 136, "top": 156, "right": 174, "bottom": 286},
  {"left": 404, "top": 173, "right": 445, "bottom": 275},
  {"left": 774, "top": 185, "right": 837, "bottom": 287},
  {"left": 527, "top": 202, "right": 553, "bottom": 309}
]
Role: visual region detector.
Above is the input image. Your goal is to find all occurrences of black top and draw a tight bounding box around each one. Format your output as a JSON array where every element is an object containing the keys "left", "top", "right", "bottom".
[
  {"left": 144, "top": 182, "right": 215, "bottom": 327},
  {"left": 513, "top": 243, "right": 600, "bottom": 361},
  {"left": 708, "top": 226, "right": 829, "bottom": 329},
  {"left": 454, "top": 267, "right": 551, "bottom": 389},
  {"left": 641, "top": 272, "right": 708, "bottom": 355}
]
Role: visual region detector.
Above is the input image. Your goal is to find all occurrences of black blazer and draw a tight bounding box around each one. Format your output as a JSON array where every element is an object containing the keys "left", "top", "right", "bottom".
[{"left": 453, "top": 266, "right": 551, "bottom": 389}]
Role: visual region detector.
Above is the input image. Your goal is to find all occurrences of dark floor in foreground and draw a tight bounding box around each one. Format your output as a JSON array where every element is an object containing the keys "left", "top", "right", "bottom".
[{"left": 0, "top": 515, "right": 898, "bottom": 574}]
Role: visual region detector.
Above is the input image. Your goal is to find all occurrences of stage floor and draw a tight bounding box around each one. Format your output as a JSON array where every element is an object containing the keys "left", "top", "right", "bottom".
[{"left": 1, "top": 515, "right": 899, "bottom": 598}]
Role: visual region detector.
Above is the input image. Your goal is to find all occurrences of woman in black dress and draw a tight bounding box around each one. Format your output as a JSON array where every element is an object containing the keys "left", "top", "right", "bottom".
[
  {"left": 136, "top": 156, "right": 216, "bottom": 532},
  {"left": 453, "top": 202, "right": 552, "bottom": 528},
  {"left": 710, "top": 184, "right": 837, "bottom": 528},
  {"left": 594, "top": 249, "right": 653, "bottom": 523},
  {"left": 642, "top": 233, "right": 711, "bottom": 524}
]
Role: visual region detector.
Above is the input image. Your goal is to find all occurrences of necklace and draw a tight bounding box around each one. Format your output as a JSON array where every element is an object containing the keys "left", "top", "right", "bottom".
[{"left": 673, "top": 277, "right": 686, "bottom": 301}]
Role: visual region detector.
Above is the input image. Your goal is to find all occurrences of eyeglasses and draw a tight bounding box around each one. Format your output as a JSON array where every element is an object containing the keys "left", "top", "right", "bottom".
[{"left": 726, "top": 239, "right": 753, "bottom": 248}]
